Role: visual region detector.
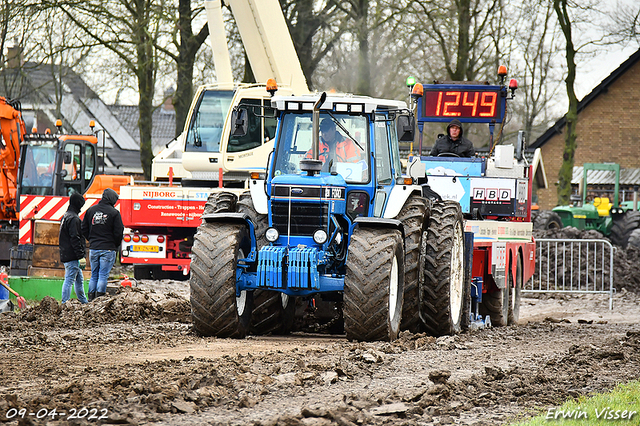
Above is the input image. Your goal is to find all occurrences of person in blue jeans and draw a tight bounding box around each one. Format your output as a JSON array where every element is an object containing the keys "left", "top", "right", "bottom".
[
  {"left": 59, "top": 192, "right": 88, "bottom": 304},
  {"left": 82, "top": 188, "right": 124, "bottom": 301}
]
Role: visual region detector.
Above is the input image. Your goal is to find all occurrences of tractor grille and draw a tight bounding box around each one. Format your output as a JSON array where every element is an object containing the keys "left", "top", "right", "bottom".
[{"left": 271, "top": 201, "right": 328, "bottom": 236}]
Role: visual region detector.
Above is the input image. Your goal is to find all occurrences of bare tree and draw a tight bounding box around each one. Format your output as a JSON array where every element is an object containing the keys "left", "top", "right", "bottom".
[
  {"left": 280, "top": 0, "right": 347, "bottom": 88},
  {"left": 52, "top": 0, "right": 165, "bottom": 180},
  {"left": 411, "top": 0, "right": 500, "bottom": 82},
  {"left": 554, "top": 0, "right": 578, "bottom": 206},
  {"left": 507, "top": 0, "right": 564, "bottom": 142},
  {"left": 156, "top": 0, "right": 209, "bottom": 137}
]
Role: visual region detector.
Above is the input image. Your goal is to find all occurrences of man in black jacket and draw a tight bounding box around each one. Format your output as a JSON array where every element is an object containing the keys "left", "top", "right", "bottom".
[
  {"left": 59, "top": 192, "right": 88, "bottom": 304},
  {"left": 82, "top": 188, "right": 124, "bottom": 301},
  {"left": 430, "top": 119, "right": 475, "bottom": 157}
]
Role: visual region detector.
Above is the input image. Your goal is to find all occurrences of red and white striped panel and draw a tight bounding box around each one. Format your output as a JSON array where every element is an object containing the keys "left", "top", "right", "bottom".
[{"left": 18, "top": 195, "right": 120, "bottom": 244}]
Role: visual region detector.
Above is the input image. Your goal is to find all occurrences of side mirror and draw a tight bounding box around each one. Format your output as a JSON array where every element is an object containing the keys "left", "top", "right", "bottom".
[
  {"left": 63, "top": 151, "right": 72, "bottom": 164},
  {"left": 397, "top": 115, "right": 415, "bottom": 142},
  {"left": 231, "top": 108, "right": 248, "bottom": 137}
]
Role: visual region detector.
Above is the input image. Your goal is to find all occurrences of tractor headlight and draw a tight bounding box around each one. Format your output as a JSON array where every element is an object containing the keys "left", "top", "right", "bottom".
[
  {"left": 313, "top": 229, "right": 328, "bottom": 244},
  {"left": 265, "top": 227, "right": 279, "bottom": 242}
]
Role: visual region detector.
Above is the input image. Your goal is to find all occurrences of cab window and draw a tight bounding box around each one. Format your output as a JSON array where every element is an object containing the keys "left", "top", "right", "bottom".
[{"left": 227, "top": 98, "right": 262, "bottom": 153}]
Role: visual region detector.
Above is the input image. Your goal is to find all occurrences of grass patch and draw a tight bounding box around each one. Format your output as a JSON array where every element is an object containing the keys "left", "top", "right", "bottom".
[{"left": 513, "top": 381, "right": 640, "bottom": 425}]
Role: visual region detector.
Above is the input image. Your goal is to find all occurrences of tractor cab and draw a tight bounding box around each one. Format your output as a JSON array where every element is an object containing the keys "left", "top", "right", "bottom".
[{"left": 259, "top": 94, "right": 413, "bottom": 275}]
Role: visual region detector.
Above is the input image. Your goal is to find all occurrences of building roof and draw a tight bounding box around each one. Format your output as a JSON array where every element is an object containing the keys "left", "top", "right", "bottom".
[
  {"left": 0, "top": 58, "right": 179, "bottom": 175},
  {"left": 531, "top": 48, "right": 640, "bottom": 149},
  {"left": 572, "top": 166, "right": 640, "bottom": 186},
  {"left": 108, "top": 105, "right": 177, "bottom": 155}
]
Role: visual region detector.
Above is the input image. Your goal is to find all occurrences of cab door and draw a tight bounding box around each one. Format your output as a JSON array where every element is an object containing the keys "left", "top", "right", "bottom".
[
  {"left": 60, "top": 139, "right": 97, "bottom": 196},
  {"left": 372, "top": 116, "right": 395, "bottom": 217}
]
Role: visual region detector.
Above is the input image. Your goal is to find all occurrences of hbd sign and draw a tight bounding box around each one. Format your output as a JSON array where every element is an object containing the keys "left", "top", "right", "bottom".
[
  {"left": 473, "top": 188, "right": 512, "bottom": 202},
  {"left": 470, "top": 178, "right": 517, "bottom": 216}
]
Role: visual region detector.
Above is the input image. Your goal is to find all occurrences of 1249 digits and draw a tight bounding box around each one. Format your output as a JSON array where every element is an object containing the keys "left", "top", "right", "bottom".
[{"left": 6, "top": 407, "right": 108, "bottom": 421}]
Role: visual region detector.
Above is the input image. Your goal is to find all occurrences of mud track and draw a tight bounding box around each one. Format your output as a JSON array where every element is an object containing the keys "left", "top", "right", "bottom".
[{"left": 0, "top": 280, "right": 639, "bottom": 425}]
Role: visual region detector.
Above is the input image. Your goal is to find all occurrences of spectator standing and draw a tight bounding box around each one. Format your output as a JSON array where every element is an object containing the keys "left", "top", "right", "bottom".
[
  {"left": 82, "top": 188, "right": 124, "bottom": 301},
  {"left": 59, "top": 193, "right": 89, "bottom": 304}
]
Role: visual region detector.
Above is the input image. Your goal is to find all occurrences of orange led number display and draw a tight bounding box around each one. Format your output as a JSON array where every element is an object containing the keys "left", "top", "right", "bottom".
[{"left": 423, "top": 90, "right": 500, "bottom": 119}]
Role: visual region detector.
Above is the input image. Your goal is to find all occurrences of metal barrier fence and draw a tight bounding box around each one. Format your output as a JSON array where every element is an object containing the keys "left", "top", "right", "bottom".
[{"left": 525, "top": 239, "right": 614, "bottom": 309}]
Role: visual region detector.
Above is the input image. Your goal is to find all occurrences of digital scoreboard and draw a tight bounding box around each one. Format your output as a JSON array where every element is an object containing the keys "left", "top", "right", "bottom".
[{"left": 417, "top": 85, "right": 507, "bottom": 123}]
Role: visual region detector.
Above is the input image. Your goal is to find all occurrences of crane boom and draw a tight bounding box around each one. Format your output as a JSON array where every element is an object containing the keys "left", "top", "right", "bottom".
[
  {"left": 227, "top": 0, "right": 308, "bottom": 93},
  {"left": 204, "top": 0, "right": 234, "bottom": 83}
]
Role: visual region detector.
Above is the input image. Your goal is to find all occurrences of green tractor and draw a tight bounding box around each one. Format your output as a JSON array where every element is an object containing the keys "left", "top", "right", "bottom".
[{"left": 536, "top": 163, "right": 640, "bottom": 248}]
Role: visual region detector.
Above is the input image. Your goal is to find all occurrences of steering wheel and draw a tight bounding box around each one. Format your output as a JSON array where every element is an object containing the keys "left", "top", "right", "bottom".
[{"left": 437, "top": 153, "right": 461, "bottom": 158}]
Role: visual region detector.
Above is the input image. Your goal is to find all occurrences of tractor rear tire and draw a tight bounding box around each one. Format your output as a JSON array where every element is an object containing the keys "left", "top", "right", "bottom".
[
  {"left": 190, "top": 223, "right": 252, "bottom": 338},
  {"left": 507, "top": 252, "right": 523, "bottom": 325},
  {"left": 480, "top": 281, "right": 509, "bottom": 327},
  {"left": 420, "top": 200, "right": 465, "bottom": 336},
  {"left": 344, "top": 228, "right": 404, "bottom": 342},
  {"left": 396, "top": 195, "right": 430, "bottom": 333},
  {"left": 202, "top": 191, "right": 237, "bottom": 215},
  {"left": 628, "top": 228, "right": 640, "bottom": 249},
  {"left": 533, "top": 210, "right": 563, "bottom": 230},
  {"left": 237, "top": 192, "right": 295, "bottom": 335},
  {"left": 610, "top": 211, "right": 640, "bottom": 248},
  {"left": 251, "top": 292, "right": 295, "bottom": 335}
]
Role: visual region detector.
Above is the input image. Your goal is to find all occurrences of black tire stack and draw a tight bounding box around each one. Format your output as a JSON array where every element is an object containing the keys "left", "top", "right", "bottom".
[{"left": 10, "top": 244, "right": 33, "bottom": 276}]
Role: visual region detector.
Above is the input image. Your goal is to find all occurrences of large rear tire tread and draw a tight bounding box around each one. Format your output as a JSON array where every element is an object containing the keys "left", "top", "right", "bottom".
[
  {"left": 344, "top": 228, "right": 404, "bottom": 342},
  {"left": 190, "top": 223, "right": 251, "bottom": 338},
  {"left": 610, "top": 211, "right": 640, "bottom": 248},
  {"left": 202, "top": 191, "right": 237, "bottom": 216},
  {"left": 628, "top": 228, "right": 640, "bottom": 249},
  {"left": 533, "top": 210, "right": 563, "bottom": 230},
  {"left": 396, "top": 195, "right": 430, "bottom": 333},
  {"left": 420, "top": 200, "right": 465, "bottom": 336},
  {"left": 251, "top": 291, "right": 295, "bottom": 335},
  {"left": 237, "top": 192, "right": 294, "bottom": 335}
]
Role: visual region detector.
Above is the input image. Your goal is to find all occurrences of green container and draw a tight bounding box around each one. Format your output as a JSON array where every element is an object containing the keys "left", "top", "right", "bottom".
[{"left": 7, "top": 276, "right": 89, "bottom": 302}]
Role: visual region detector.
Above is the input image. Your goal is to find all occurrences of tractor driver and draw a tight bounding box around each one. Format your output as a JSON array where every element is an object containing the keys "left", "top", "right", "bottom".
[
  {"left": 306, "top": 118, "right": 362, "bottom": 169},
  {"left": 430, "top": 118, "right": 475, "bottom": 158}
]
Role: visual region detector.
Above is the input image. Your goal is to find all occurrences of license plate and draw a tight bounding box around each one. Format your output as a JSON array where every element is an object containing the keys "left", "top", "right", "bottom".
[{"left": 131, "top": 245, "right": 159, "bottom": 253}]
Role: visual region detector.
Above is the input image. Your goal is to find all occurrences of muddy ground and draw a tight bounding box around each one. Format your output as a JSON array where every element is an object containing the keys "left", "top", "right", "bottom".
[{"left": 0, "top": 276, "right": 638, "bottom": 426}]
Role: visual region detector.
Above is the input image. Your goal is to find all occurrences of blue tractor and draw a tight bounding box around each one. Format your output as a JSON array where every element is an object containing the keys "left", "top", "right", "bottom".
[{"left": 189, "top": 91, "right": 469, "bottom": 341}]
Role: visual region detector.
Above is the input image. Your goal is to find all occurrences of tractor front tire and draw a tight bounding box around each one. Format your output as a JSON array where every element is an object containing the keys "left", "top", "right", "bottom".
[
  {"left": 190, "top": 223, "right": 252, "bottom": 338},
  {"left": 344, "top": 228, "right": 404, "bottom": 342},
  {"left": 396, "top": 195, "right": 430, "bottom": 333},
  {"left": 420, "top": 201, "right": 465, "bottom": 336}
]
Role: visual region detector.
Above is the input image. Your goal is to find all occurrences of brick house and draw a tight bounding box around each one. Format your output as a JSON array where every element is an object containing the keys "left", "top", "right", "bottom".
[{"left": 530, "top": 48, "right": 640, "bottom": 209}]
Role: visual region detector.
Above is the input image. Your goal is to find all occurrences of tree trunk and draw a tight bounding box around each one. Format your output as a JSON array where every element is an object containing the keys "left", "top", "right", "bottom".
[
  {"left": 554, "top": 0, "right": 578, "bottom": 206},
  {"left": 453, "top": 0, "right": 471, "bottom": 81},
  {"left": 135, "top": 10, "right": 155, "bottom": 181},
  {"left": 355, "top": 0, "right": 370, "bottom": 96},
  {"left": 173, "top": 0, "right": 208, "bottom": 137}
]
